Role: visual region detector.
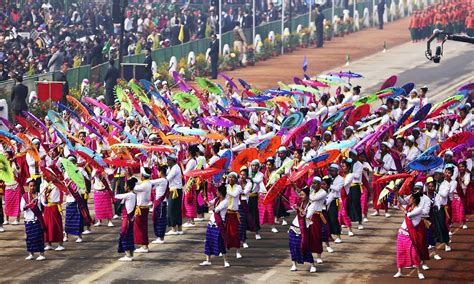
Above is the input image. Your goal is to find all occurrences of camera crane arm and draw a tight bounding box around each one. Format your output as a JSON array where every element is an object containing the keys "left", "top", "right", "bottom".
[{"left": 426, "top": 30, "right": 474, "bottom": 63}]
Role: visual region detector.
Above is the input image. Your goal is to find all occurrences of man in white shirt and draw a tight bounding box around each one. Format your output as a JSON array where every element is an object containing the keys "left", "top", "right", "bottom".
[
  {"left": 433, "top": 167, "right": 453, "bottom": 251},
  {"left": 348, "top": 150, "right": 365, "bottom": 229},
  {"left": 302, "top": 137, "right": 317, "bottom": 162},
  {"left": 403, "top": 135, "right": 421, "bottom": 166},
  {"left": 249, "top": 159, "right": 264, "bottom": 239}
]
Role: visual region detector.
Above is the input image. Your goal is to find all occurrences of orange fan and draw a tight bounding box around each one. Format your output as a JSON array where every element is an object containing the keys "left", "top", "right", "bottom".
[
  {"left": 16, "top": 133, "right": 40, "bottom": 162},
  {"left": 258, "top": 136, "right": 281, "bottom": 162},
  {"left": 204, "top": 131, "right": 226, "bottom": 140},
  {"left": 231, "top": 148, "right": 258, "bottom": 172},
  {"left": 66, "top": 95, "right": 91, "bottom": 119},
  {"left": 165, "top": 135, "right": 200, "bottom": 143}
]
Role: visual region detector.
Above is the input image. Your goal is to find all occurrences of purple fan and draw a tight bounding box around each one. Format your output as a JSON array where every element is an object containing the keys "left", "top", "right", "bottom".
[
  {"left": 230, "top": 106, "right": 256, "bottom": 113},
  {"left": 293, "top": 77, "right": 303, "bottom": 84},
  {"left": 219, "top": 73, "right": 239, "bottom": 91},
  {"left": 100, "top": 116, "right": 123, "bottom": 131},
  {"left": 22, "top": 111, "right": 48, "bottom": 132},
  {"left": 200, "top": 116, "right": 235, "bottom": 127}
]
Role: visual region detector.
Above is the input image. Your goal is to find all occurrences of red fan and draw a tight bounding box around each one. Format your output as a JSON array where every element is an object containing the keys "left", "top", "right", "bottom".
[
  {"left": 76, "top": 151, "right": 105, "bottom": 173},
  {"left": 375, "top": 173, "right": 411, "bottom": 184},
  {"left": 104, "top": 156, "right": 139, "bottom": 168},
  {"left": 185, "top": 168, "right": 221, "bottom": 178},
  {"left": 258, "top": 136, "right": 281, "bottom": 162},
  {"left": 263, "top": 176, "right": 289, "bottom": 205},
  {"left": 15, "top": 116, "right": 42, "bottom": 138},
  {"left": 348, "top": 104, "right": 370, "bottom": 126},
  {"left": 314, "top": 149, "right": 341, "bottom": 168},
  {"left": 441, "top": 132, "right": 472, "bottom": 150},
  {"left": 231, "top": 148, "right": 258, "bottom": 172},
  {"left": 398, "top": 174, "right": 417, "bottom": 196},
  {"left": 426, "top": 100, "right": 459, "bottom": 119},
  {"left": 289, "top": 163, "right": 313, "bottom": 182},
  {"left": 209, "top": 157, "right": 228, "bottom": 169},
  {"left": 40, "top": 166, "right": 69, "bottom": 194},
  {"left": 379, "top": 75, "right": 397, "bottom": 90},
  {"left": 142, "top": 144, "right": 175, "bottom": 153}
]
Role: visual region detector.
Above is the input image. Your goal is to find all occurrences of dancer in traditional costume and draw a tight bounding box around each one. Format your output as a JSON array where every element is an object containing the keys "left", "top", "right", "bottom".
[
  {"left": 133, "top": 168, "right": 153, "bottom": 253},
  {"left": 166, "top": 154, "right": 184, "bottom": 235},
  {"left": 225, "top": 172, "right": 243, "bottom": 259},
  {"left": 115, "top": 178, "right": 138, "bottom": 261},
  {"left": 93, "top": 173, "right": 114, "bottom": 227},
  {"left": 309, "top": 177, "right": 332, "bottom": 259},
  {"left": 326, "top": 164, "right": 343, "bottom": 243},
  {"left": 21, "top": 179, "right": 45, "bottom": 261},
  {"left": 238, "top": 167, "right": 254, "bottom": 249},
  {"left": 182, "top": 145, "right": 199, "bottom": 227},
  {"left": 433, "top": 167, "right": 453, "bottom": 252},
  {"left": 288, "top": 186, "right": 317, "bottom": 273},
  {"left": 151, "top": 166, "right": 169, "bottom": 244},
  {"left": 41, "top": 181, "right": 64, "bottom": 251},
  {"left": 249, "top": 159, "right": 264, "bottom": 240},
  {"left": 200, "top": 185, "right": 230, "bottom": 267},
  {"left": 393, "top": 191, "right": 425, "bottom": 280},
  {"left": 63, "top": 178, "right": 84, "bottom": 243}
]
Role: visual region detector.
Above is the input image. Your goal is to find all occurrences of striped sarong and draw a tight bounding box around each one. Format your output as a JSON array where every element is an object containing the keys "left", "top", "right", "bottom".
[
  {"left": 153, "top": 202, "right": 167, "bottom": 238},
  {"left": 204, "top": 224, "right": 226, "bottom": 256},
  {"left": 25, "top": 221, "right": 45, "bottom": 253},
  {"left": 94, "top": 190, "right": 113, "bottom": 220},
  {"left": 4, "top": 187, "right": 21, "bottom": 218},
  {"left": 65, "top": 202, "right": 83, "bottom": 236},
  {"left": 328, "top": 200, "right": 341, "bottom": 235},
  {"left": 451, "top": 198, "right": 466, "bottom": 224},
  {"left": 118, "top": 220, "right": 135, "bottom": 253},
  {"left": 288, "top": 230, "right": 314, "bottom": 264},
  {"left": 238, "top": 204, "right": 247, "bottom": 242},
  {"left": 396, "top": 229, "right": 421, "bottom": 268}
]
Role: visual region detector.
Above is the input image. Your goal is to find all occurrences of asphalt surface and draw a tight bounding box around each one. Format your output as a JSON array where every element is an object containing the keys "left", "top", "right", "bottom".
[{"left": 1, "top": 26, "right": 473, "bottom": 284}]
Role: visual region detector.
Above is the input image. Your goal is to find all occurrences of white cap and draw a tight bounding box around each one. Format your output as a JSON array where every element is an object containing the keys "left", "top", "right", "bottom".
[
  {"left": 444, "top": 150, "right": 453, "bottom": 156},
  {"left": 97, "top": 95, "right": 105, "bottom": 101},
  {"left": 228, "top": 172, "right": 238, "bottom": 178},
  {"left": 302, "top": 137, "right": 311, "bottom": 143},
  {"left": 354, "top": 121, "right": 362, "bottom": 127},
  {"left": 222, "top": 139, "right": 230, "bottom": 146},
  {"left": 277, "top": 146, "right": 287, "bottom": 153},
  {"left": 407, "top": 135, "right": 415, "bottom": 142},
  {"left": 329, "top": 163, "right": 339, "bottom": 170},
  {"left": 344, "top": 83, "right": 352, "bottom": 89},
  {"left": 312, "top": 176, "right": 322, "bottom": 183},
  {"left": 149, "top": 134, "right": 158, "bottom": 141},
  {"left": 197, "top": 144, "right": 205, "bottom": 153},
  {"left": 309, "top": 103, "right": 317, "bottom": 109},
  {"left": 250, "top": 159, "right": 260, "bottom": 165},
  {"left": 380, "top": 105, "right": 388, "bottom": 110},
  {"left": 324, "top": 130, "right": 331, "bottom": 135},
  {"left": 382, "top": 141, "right": 391, "bottom": 148},
  {"left": 414, "top": 182, "right": 423, "bottom": 188},
  {"left": 32, "top": 138, "right": 41, "bottom": 145}
]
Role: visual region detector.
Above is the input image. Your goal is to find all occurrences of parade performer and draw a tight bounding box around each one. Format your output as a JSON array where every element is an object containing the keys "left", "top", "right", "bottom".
[
  {"left": 133, "top": 168, "right": 153, "bottom": 253},
  {"left": 459, "top": 161, "right": 473, "bottom": 216},
  {"left": 115, "top": 178, "right": 138, "bottom": 261},
  {"left": 433, "top": 167, "right": 453, "bottom": 252},
  {"left": 182, "top": 145, "right": 199, "bottom": 227},
  {"left": 93, "top": 173, "right": 114, "bottom": 227},
  {"left": 340, "top": 160, "right": 354, "bottom": 236},
  {"left": 372, "top": 142, "right": 395, "bottom": 218},
  {"left": 225, "top": 172, "right": 243, "bottom": 259},
  {"left": 249, "top": 159, "right": 264, "bottom": 240},
  {"left": 63, "top": 178, "right": 84, "bottom": 244},
  {"left": 238, "top": 167, "right": 254, "bottom": 249},
  {"left": 21, "top": 179, "right": 46, "bottom": 261},
  {"left": 326, "top": 164, "right": 343, "bottom": 243},
  {"left": 200, "top": 185, "right": 231, "bottom": 267},
  {"left": 41, "top": 180, "right": 64, "bottom": 251},
  {"left": 151, "top": 166, "right": 169, "bottom": 244},
  {"left": 393, "top": 191, "right": 425, "bottom": 280},
  {"left": 309, "top": 176, "right": 331, "bottom": 259},
  {"left": 166, "top": 154, "right": 184, "bottom": 235},
  {"left": 347, "top": 151, "right": 365, "bottom": 230},
  {"left": 288, "top": 186, "right": 317, "bottom": 273},
  {"left": 262, "top": 158, "right": 278, "bottom": 233}
]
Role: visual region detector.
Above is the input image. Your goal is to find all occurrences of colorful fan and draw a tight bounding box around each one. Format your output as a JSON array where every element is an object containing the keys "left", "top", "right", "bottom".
[
  {"left": 379, "top": 75, "right": 397, "bottom": 90},
  {"left": 59, "top": 157, "right": 86, "bottom": 189},
  {"left": 231, "top": 148, "right": 259, "bottom": 172},
  {"left": 196, "top": 77, "right": 221, "bottom": 94},
  {"left": 281, "top": 112, "right": 304, "bottom": 129},
  {"left": 354, "top": 94, "right": 378, "bottom": 108},
  {"left": 172, "top": 92, "right": 200, "bottom": 110},
  {"left": 321, "top": 111, "right": 344, "bottom": 129},
  {"left": 185, "top": 168, "right": 222, "bottom": 179},
  {"left": 115, "top": 86, "right": 133, "bottom": 113},
  {"left": 258, "top": 136, "right": 281, "bottom": 162},
  {"left": 263, "top": 176, "right": 289, "bottom": 205},
  {"left": 0, "top": 153, "right": 14, "bottom": 184},
  {"left": 128, "top": 79, "right": 150, "bottom": 104}
]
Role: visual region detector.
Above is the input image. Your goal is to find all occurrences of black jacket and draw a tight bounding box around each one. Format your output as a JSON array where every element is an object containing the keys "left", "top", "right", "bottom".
[
  {"left": 11, "top": 83, "right": 28, "bottom": 111},
  {"left": 209, "top": 39, "right": 219, "bottom": 60},
  {"left": 104, "top": 65, "right": 119, "bottom": 87}
]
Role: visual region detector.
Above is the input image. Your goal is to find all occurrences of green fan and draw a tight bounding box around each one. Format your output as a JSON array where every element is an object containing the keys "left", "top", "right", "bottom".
[
  {"left": 60, "top": 158, "right": 86, "bottom": 190},
  {"left": 354, "top": 94, "right": 378, "bottom": 108},
  {"left": 115, "top": 86, "right": 133, "bottom": 113},
  {"left": 128, "top": 80, "right": 150, "bottom": 104},
  {"left": 0, "top": 154, "right": 14, "bottom": 184},
  {"left": 172, "top": 92, "right": 200, "bottom": 110},
  {"left": 195, "top": 77, "right": 221, "bottom": 94}
]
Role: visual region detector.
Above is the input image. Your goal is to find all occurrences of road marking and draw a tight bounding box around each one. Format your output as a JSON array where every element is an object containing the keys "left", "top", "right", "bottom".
[
  {"left": 78, "top": 261, "right": 123, "bottom": 284},
  {"left": 258, "top": 270, "right": 277, "bottom": 282}
]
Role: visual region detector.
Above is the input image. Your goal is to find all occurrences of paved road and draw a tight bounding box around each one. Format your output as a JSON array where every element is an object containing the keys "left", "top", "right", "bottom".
[{"left": 1, "top": 35, "right": 473, "bottom": 284}]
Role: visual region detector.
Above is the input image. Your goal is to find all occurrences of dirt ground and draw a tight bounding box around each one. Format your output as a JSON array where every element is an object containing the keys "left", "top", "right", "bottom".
[{"left": 216, "top": 17, "right": 412, "bottom": 90}]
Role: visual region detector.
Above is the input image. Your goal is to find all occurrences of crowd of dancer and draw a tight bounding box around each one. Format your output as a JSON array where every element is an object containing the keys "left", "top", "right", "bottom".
[
  {"left": 0, "top": 66, "right": 473, "bottom": 278},
  {"left": 409, "top": 0, "right": 474, "bottom": 42}
]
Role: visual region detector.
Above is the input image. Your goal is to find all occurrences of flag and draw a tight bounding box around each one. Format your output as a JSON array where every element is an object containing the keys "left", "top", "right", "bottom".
[
  {"left": 178, "top": 25, "right": 184, "bottom": 43},
  {"left": 302, "top": 56, "right": 308, "bottom": 73},
  {"left": 102, "top": 40, "right": 110, "bottom": 54}
]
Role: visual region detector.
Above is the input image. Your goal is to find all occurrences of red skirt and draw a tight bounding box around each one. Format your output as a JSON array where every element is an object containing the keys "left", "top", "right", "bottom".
[
  {"left": 361, "top": 184, "right": 369, "bottom": 215},
  {"left": 225, "top": 211, "right": 241, "bottom": 249},
  {"left": 4, "top": 186, "right": 21, "bottom": 218},
  {"left": 464, "top": 182, "right": 474, "bottom": 214},
  {"left": 43, "top": 205, "right": 63, "bottom": 243},
  {"left": 308, "top": 214, "right": 324, "bottom": 254},
  {"left": 134, "top": 207, "right": 149, "bottom": 245},
  {"left": 339, "top": 191, "right": 352, "bottom": 227},
  {"left": 372, "top": 175, "right": 388, "bottom": 210}
]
